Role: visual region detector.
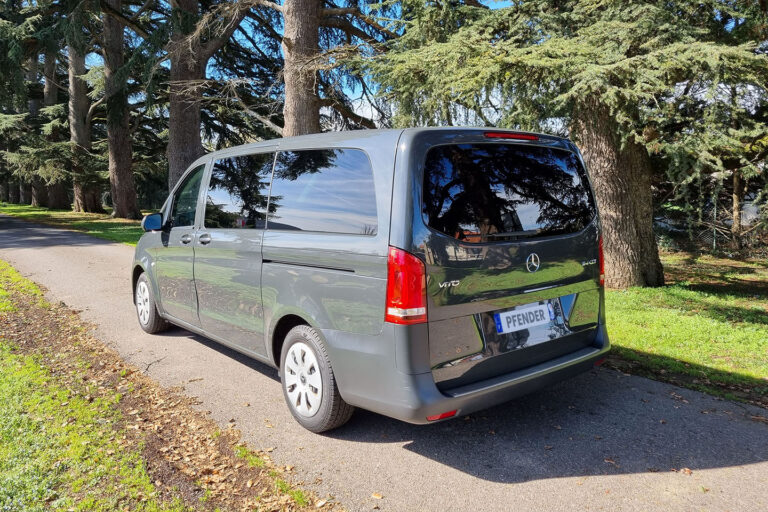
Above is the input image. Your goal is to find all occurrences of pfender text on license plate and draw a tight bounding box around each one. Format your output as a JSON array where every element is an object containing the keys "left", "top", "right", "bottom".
[{"left": 494, "top": 304, "right": 552, "bottom": 334}]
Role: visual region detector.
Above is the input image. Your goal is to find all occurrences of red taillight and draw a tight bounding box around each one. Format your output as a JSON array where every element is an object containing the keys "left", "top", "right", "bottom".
[
  {"left": 598, "top": 236, "right": 605, "bottom": 287},
  {"left": 385, "top": 246, "right": 427, "bottom": 325},
  {"left": 426, "top": 410, "right": 457, "bottom": 421},
  {"left": 483, "top": 131, "right": 539, "bottom": 141}
]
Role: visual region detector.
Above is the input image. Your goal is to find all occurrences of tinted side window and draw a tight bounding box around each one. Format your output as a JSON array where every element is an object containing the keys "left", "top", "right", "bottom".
[
  {"left": 269, "top": 149, "right": 377, "bottom": 235},
  {"left": 422, "top": 144, "right": 596, "bottom": 243},
  {"left": 170, "top": 164, "right": 205, "bottom": 228},
  {"left": 205, "top": 153, "right": 275, "bottom": 229}
]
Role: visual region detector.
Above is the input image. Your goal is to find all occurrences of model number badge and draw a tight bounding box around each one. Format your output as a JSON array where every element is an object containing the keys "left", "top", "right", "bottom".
[
  {"left": 439, "top": 280, "right": 460, "bottom": 289},
  {"left": 581, "top": 259, "right": 597, "bottom": 266}
]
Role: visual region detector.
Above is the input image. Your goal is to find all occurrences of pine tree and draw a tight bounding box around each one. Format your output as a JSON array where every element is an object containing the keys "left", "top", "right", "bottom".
[{"left": 369, "top": 0, "right": 768, "bottom": 288}]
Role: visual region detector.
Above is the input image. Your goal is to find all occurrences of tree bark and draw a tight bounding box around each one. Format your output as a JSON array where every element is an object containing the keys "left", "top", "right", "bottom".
[
  {"left": 103, "top": 0, "right": 141, "bottom": 219},
  {"left": 8, "top": 181, "right": 20, "bottom": 203},
  {"left": 68, "top": 45, "right": 104, "bottom": 213},
  {"left": 19, "top": 182, "right": 32, "bottom": 204},
  {"left": 731, "top": 170, "right": 745, "bottom": 250},
  {"left": 31, "top": 181, "right": 48, "bottom": 207},
  {"left": 167, "top": 0, "right": 205, "bottom": 190},
  {"left": 572, "top": 97, "right": 664, "bottom": 289},
  {"left": 281, "top": 0, "right": 322, "bottom": 137},
  {"left": 0, "top": 180, "right": 8, "bottom": 202},
  {"left": 43, "top": 51, "right": 70, "bottom": 209}
]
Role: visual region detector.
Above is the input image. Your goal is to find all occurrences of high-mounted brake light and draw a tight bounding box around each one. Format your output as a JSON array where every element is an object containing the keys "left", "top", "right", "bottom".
[
  {"left": 385, "top": 246, "right": 427, "bottom": 325},
  {"left": 598, "top": 236, "right": 605, "bottom": 287},
  {"left": 426, "top": 410, "right": 457, "bottom": 421},
  {"left": 483, "top": 131, "right": 539, "bottom": 141}
]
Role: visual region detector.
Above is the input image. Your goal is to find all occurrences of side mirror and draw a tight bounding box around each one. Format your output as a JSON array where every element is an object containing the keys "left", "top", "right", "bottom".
[{"left": 141, "top": 212, "right": 164, "bottom": 232}]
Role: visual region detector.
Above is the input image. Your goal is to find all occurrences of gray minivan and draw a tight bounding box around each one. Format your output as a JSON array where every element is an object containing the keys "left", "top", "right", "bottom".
[{"left": 132, "top": 128, "right": 609, "bottom": 432}]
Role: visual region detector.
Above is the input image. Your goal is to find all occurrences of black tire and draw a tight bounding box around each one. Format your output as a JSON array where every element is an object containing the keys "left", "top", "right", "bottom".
[
  {"left": 280, "top": 325, "right": 354, "bottom": 433},
  {"left": 134, "top": 272, "right": 170, "bottom": 334}
]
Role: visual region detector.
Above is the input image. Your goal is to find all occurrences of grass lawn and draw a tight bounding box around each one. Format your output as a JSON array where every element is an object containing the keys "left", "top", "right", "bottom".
[
  {"left": 0, "top": 259, "right": 320, "bottom": 511},
  {"left": 606, "top": 252, "right": 768, "bottom": 406},
  {"left": 0, "top": 261, "right": 184, "bottom": 511},
  {"left": 0, "top": 203, "right": 144, "bottom": 246}
]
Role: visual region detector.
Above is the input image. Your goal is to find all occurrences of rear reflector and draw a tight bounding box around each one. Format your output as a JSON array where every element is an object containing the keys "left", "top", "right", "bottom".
[
  {"left": 598, "top": 236, "right": 605, "bottom": 286},
  {"left": 385, "top": 246, "right": 427, "bottom": 325},
  {"left": 484, "top": 131, "right": 539, "bottom": 141},
  {"left": 427, "top": 410, "right": 457, "bottom": 421},
  {"left": 594, "top": 357, "right": 606, "bottom": 366}
]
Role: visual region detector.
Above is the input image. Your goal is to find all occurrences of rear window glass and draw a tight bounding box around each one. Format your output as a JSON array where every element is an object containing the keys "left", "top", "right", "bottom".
[
  {"left": 422, "top": 143, "right": 596, "bottom": 243},
  {"left": 268, "top": 149, "right": 377, "bottom": 235},
  {"left": 205, "top": 153, "right": 274, "bottom": 229}
]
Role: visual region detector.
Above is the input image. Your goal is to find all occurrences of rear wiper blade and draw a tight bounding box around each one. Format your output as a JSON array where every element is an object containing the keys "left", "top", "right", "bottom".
[{"left": 483, "top": 229, "right": 541, "bottom": 239}]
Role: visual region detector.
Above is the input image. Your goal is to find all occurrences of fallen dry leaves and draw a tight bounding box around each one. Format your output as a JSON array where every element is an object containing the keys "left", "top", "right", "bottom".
[{"left": 0, "top": 281, "right": 341, "bottom": 512}]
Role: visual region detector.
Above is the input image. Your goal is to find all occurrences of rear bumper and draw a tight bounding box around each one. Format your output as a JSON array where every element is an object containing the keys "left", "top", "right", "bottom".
[{"left": 324, "top": 322, "right": 610, "bottom": 424}]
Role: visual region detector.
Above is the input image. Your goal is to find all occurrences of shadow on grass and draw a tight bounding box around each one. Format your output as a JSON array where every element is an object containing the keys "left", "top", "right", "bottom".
[
  {"left": 659, "top": 286, "right": 768, "bottom": 326},
  {"left": 607, "top": 346, "right": 768, "bottom": 406}
]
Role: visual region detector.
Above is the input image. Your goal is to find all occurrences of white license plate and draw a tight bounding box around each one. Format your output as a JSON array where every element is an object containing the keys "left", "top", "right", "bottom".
[{"left": 494, "top": 303, "right": 552, "bottom": 334}]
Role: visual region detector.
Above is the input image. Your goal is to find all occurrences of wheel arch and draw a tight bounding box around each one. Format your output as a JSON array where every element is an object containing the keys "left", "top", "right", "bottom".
[
  {"left": 269, "top": 313, "right": 312, "bottom": 368},
  {"left": 131, "top": 264, "right": 145, "bottom": 300}
]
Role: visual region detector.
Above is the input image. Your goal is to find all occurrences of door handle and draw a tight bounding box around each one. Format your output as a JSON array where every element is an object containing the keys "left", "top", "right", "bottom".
[
  {"left": 198, "top": 233, "right": 212, "bottom": 245},
  {"left": 180, "top": 234, "right": 192, "bottom": 244}
]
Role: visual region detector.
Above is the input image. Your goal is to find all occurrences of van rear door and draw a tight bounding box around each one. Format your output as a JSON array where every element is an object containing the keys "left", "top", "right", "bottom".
[{"left": 409, "top": 132, "right": 602, "bottom": 391}]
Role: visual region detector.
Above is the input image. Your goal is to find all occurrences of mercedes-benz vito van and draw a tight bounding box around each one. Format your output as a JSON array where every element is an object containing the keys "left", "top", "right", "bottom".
[{"left": 132, "top": 128, "right": 609, "bottom": 432}]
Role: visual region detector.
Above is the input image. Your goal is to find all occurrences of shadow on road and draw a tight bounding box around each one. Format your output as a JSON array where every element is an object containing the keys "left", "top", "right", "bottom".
[
  {"left": 327, "top": 369, "right": 768, "bottom": 483},
  {"left": 0, "top": 215, "right": 117, "bottom": 248},
  {"left": 166, "top": 321, "right": 768, "bottom": 484}
]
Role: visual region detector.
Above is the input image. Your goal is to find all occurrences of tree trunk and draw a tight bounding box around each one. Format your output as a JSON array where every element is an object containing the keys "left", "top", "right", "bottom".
[
  {"left": 8, "top": 181, "right": 20, "bottom": 203},
  {"left": 31, "top": 180, "right": 48, "bottom": 207},
  {"left": 47, "top": 182, "right": 69, "bottom": 209},
  {"left": 43, "top": 51, "right": 71, "bottom": 209},
  {"left": 281, "top": 0, "right": 322, "bottom": 137},
  {"left": 167, "top": 0, "right": 205, "bottom": 190},
  {"left": 68, "top": 44, "right": 104, "bottom": 213},
  {"left": 19, "top": 182, "right": 32, "bottom": 204},
  {"left": 731, "top": 170, "right": 744, "bottom": 250},
  {"left": 0, "top": 180, "right": 8, "bottom": 202},
  {"left": 572, "top": 97, "right": 664, "bottom": 289},
  {"left": 103, "top": 0, "right": 140, "bottom": 219}
]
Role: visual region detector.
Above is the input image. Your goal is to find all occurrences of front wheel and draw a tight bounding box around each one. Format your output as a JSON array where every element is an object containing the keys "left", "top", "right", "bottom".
[
  {"left": 134, "top": 272, "right": 170, "bottom": 334},
  {"left": 280, "top": 325, "right": 354, "bottom": 432}
]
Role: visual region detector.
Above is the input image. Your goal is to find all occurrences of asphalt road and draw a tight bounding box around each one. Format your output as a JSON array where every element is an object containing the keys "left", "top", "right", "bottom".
[{"left": 1, "top": 214, "right": 767, "bottom": 511}]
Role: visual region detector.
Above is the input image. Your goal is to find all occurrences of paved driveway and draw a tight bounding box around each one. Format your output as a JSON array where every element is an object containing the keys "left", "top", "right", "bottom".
[{"left": 1, "top": 214, "right": 766, "bottom": 511}]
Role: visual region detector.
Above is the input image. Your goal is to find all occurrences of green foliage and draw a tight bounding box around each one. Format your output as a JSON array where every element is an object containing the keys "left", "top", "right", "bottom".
[
  {"left": 607, "top": 252, "right": 768, "bottom": 402},
  {"left": 369, "top": 0, "right": 768, "bottom": 241}
]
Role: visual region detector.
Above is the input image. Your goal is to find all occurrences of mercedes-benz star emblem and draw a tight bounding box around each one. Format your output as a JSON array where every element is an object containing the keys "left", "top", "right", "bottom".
[{"left": 526, "top": 253, "right": 541, "bottom": 273}]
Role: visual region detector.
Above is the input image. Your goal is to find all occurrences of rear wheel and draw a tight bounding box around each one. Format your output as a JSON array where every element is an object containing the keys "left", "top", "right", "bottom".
[
  {"left": 135, "top": 272, "right": 170, "bottom": 334},
  {"left": 280, "top": 325, "right": 354, "bottom": 432}
]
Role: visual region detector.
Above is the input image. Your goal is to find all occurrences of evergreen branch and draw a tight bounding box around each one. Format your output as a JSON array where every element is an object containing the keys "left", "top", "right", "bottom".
[
  {"left": 246, "top": 11, "right": 283, "bottom": 42},
  {"left": 318, "top": 97, "right": 376, "bottom": 129},
  {"left": 320, "top": 7, "right": 397, "bottom": 40},
  {"left": 99, "top": 0, "right": 150, "bottom": 39},
  {"left": 200, "top": 4, "right": 251, "bottom": 61},
  {"left": 321, "top": 17, "right": 377, "bottom": 43},
  {"left": 86, "top": 97, "right": 105, "bottom": 127},
  {"left": 129, "top": 0, "right": 154, "bottom": 21}
]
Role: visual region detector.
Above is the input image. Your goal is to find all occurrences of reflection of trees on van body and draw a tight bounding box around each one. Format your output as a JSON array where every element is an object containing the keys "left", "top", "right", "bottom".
[
  {"left": 269, "top": 149, "right": 378, "bottom": 234},
  {"left": 423, "top": 144, "right": 596, "bottom": 243},
  {"left": 205, "top": 153, "right": 275, "bottom": 229},
  {"left": 273, "top": 150, "right": 334, "bottom": 181}
]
